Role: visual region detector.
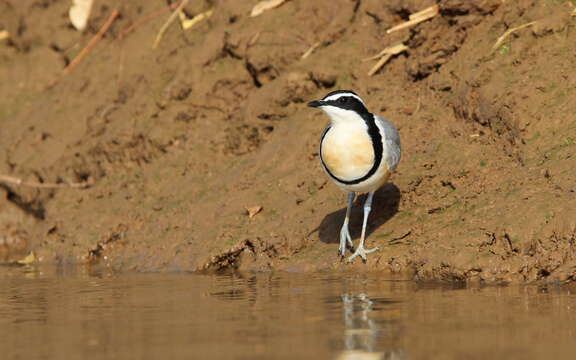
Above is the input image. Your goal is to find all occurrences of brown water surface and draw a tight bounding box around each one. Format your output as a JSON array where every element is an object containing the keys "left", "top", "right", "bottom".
[{"left": 1, "top": 266, "right": 575, "bottom": 359}]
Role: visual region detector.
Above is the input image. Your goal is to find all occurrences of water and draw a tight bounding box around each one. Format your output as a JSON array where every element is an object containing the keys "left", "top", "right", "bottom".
[{"left": 1, "top": 266, "right": 575, "bottom": 360}]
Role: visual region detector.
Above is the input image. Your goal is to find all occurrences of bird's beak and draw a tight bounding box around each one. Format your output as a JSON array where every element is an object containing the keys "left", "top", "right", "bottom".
[{"left": 307, "top": 100, "right": 324, "bottom": 108}]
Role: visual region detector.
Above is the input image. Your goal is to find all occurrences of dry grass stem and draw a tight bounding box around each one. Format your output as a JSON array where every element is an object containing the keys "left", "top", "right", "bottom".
[
  {"left": 409, "top": 5, "right": 439, "bottom": 20},
  {"left": 47, "top": 8, "right": 118, "bottom": 88},
  {"left": 247, "top": 32, "right": 261, "bottom": 47},
  {"left": 250, "top": 0, "right": 287, "bottom": 17},
  {"left": 153, "top": 0, "right": 189, "bottom": 49},
  {"left": 179, "top": 9, "right": 213, "bottom": 30},
  {"left": 387, "top": 5, "right": 439, "bottom": 34},
  {"left": 367, "top": 43, "right": 408, "bottom": 76},
  {"left": 491, "top": 21, "right": 537, "bottom": 53},
  {"left": 0, "top": 174, "right": 93, "bottom": 189},
  {"left": 119, "top": 2, "right": 182, "bottom": 39},
  {"left": 301, "top": 41, "right": 321, "bottom": 59},
  {"left": 63, "top": 8, "right": 119, "bottom": 75}
]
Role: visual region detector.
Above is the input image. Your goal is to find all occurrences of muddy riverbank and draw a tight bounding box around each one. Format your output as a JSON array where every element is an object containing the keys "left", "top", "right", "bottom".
[{"left": 1, "top": 0, "right": 575, "bottom": 282}]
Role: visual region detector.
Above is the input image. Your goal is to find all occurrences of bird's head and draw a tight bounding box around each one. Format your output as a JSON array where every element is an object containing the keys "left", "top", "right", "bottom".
[{"left": 307, "top": 90, "right": 369, "bottom": 124}]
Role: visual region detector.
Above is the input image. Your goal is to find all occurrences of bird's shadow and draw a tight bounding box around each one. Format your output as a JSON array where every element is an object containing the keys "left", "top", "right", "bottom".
[{"left": 318, "top": 183, "right": 401, "bottom": 245}]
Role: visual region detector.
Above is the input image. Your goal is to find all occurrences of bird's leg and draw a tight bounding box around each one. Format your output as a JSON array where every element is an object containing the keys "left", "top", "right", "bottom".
[
  {"left": 348, "top": 191, "right": 379, "bottom": 263},
  {"left": 338, "top": 192, "right": 355, "bottom": 257}
]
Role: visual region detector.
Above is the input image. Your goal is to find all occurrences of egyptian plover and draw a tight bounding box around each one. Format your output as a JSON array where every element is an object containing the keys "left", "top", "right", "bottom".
[{"left": 308, "top": 90, "right": 401, "bottom": 263}]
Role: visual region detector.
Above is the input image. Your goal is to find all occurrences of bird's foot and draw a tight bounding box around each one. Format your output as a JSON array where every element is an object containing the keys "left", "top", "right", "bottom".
[
  {"left": 338, "top": 226, "right": 353, "bottom": 258},
  {"left": 347, "top": 244, "right": 379, "bottom": 263}
]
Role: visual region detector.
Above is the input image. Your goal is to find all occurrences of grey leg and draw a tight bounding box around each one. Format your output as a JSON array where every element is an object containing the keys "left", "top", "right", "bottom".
[
  {"left": 338, "top": 192, "right": 355, "bottom": 257},
  {"left": 348, "top": 191, "right": 379, "bottom": 263}
]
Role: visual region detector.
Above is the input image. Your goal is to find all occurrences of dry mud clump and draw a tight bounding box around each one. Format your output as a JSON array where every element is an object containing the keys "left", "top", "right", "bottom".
[{"left": 1, "top": 0, "right": 575, "bottom": 282}]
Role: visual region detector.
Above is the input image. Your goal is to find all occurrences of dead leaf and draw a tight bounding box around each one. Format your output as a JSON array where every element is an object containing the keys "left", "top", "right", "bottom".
[
  {"left": 69, "top": 0, "right": 94, "bottom": 31},
  {"left": 245, "top": 205, "right": 263, "bottom": 219},
  {"left": 178, "top": 9, "right": 213, "bottom": 30},
  {"left": 250, "top": 0, "right": 287, "bottom": 17},
  {"left": 0, "top": 30, "right": 9, "bottom": 41},
  {"left": 17, "top": 252, "right": 36, "bottom": 265}
]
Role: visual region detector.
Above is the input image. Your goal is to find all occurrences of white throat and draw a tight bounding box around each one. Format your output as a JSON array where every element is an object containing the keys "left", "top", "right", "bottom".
[{"left": 321, "top": 106, "right": 365, "bottom": 126}]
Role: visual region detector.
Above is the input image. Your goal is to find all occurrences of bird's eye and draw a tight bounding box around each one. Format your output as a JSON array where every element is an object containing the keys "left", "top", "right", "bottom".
[{"left": 338, "top": 97, "right": 348, "bottom": 104}]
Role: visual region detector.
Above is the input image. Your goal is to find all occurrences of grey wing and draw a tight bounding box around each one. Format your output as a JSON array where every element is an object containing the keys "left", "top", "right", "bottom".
[{"left": 375, "top": 115, "right": 401, "bottom": 171}]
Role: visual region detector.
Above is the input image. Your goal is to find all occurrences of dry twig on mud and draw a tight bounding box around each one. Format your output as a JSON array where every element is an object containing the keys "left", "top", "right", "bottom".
[
  {"left": 491, "top": 21, "right": 537, "bottom": 53},
  {"left": 119, "top": 1, "right": 182, "bottom": 39},
  {"left": 153, "top": 0, "right": 189, "bottom": 49},
  {"left": 387, "top": 5, "right": 439, "bottom": 34},
  {"left": 63, "top": 9, "right": 119, "bottom": 75},
  {"left": 178, "top": 9, "right": 213, "bottom": 30},
  {"left": 250, "top": 0, "right": 287, "bottom": 17},
  {"left": 301, "top": 41, "right": 321, "bottom": 60},
  {"left": 48, "top": 8, "right": 119, "bottom": 88},
  {"left": 184, "top": 102, "right": 226, "bottom": 112},
  {"left": 0, "top": 174, "right": 92, "bottom": 189},
  {"left": 492, "top": 6, "right": 576, "bottom": 53},
  {"left": 365, "top": 43, "right": 408, "bottom": 76}
]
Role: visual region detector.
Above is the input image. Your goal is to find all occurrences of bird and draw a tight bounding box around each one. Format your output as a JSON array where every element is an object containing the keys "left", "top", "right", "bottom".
[{"left": 307, "top": 90, "right": 401, "bottom": 263}]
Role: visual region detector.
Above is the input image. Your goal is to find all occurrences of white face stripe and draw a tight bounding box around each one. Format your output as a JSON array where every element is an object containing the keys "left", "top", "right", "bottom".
[{"left": 322, "top": 92, "right": 365, "bottom": 105}]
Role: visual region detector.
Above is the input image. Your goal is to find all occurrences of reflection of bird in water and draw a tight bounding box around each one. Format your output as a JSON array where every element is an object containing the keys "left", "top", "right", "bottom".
[{"left": 336, "top": 293, "right": 405, "bottom": 360}]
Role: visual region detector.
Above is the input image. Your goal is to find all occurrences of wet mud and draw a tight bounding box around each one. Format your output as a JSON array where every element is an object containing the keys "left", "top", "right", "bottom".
[{"left": 1, "top": 0, "right": 576, "bottom": 282}]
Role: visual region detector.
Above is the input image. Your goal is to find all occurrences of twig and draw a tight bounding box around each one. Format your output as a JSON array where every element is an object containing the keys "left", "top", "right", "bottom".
[
  {"left": 414, "top": 85, "right": 422, "bottom": 115},
  {"left": 179, "top": 9, "right": 213, "bottom": 30},
  {"left": 64, "top": 9, "right": 119, "bottom": 75},
  {"left": 0, "top": 174, "right": 93, "bottom": 189},
  {"left": 368, "top": 54, "right": 394, "bottom": 76},
  {"left": 409, "top": 6, "right": 436, "bottom": 21},
  {"left": 301, "top": 41, "right": 321, "bottom": 59},
  {"left": 118, "top": 1, "right": 182, "bottom": 40},
  {"left": 250, "top": 0, "right": 287, "bottom": 17},
  {"left": 366, "top": 43, "right": 408, "bottom": 76},
  {"left": 153, "top": 0, "right": 189, "bottom": 49},
  {"left": 387, "top": 5, "right": 438, "bottom": 34},
  {"left": 491, "top": 21, "right": 537, "bottom": 53},
  {"left": 388, "top": 231, "right": 411, "bottom": 244},
  {"left": 247, "top": 32, "right": 261, "bottom": 47},
  {"left": 184, "top": 102, "right": 226, "bottom": 112},
  {"left": 48, "top": 8, "right": 119, "bottom": 88}
]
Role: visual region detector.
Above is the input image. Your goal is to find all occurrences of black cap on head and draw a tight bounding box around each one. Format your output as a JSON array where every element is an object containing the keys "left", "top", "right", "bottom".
[
  {"left": 308, "top": 90, "right": 369, "bottom": 115},
  {"left": 321, "top": 90, "right": 361, "bottom": 100}
]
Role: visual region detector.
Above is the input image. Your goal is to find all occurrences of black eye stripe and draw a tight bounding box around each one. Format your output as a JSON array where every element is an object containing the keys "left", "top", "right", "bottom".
[{"left": 323, "top": 95, "right": 369, "bottom": 114}]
